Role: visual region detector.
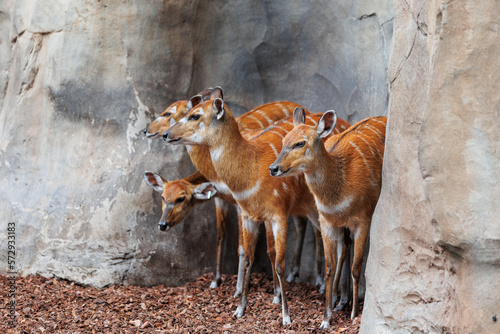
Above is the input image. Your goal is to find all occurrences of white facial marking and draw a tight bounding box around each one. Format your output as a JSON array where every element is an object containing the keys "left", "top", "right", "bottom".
[
  {"left": 233, "top": 180, "right": 261, "bottom": 201},
  {"left": 169, "top": 118, "right": 176, "bottom": 126},
  {"left": 305, "top": 148, "right": 311, "bottom": 158},
  {"left": 155, "top": 116, "right": 164, "bottom": 122},
  {"left": 186, "top": 145, "right": 192, "bottom": 153},
  {"left": 315, "top": 195, "right": 353, "bottom": 215},
  {"left": 199, "top": 121, "right": 205, "bottom": 130},
  {"left": 178, "top": 117, "right": 188, "bottom": 125},
  {"left": 210, "top": 146, "right": 223, "bottom": 162}
]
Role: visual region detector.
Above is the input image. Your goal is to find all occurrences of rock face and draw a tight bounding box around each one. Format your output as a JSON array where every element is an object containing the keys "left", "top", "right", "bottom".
[
  {"left": 361, "top": 0, "right": 500, "bottom": 333},
  {"left": 0, "top": 0, "right": 392, "bottom": 288}
]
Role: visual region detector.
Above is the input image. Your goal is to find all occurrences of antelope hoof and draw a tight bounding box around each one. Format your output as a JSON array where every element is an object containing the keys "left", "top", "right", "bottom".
[
  {"left": 315, "top": 276, "right": 324, "bottom": 287},
  {"left": 319, "top": 320, "right": 330, "bottom": 330},
  {"left": 233, "top": 289, "right": 242, "bottom": 298},
  {"left": 272, "top": 295, "right": 281, "bottom": 304},
  {"left": 286, "top": 268, "right": 299, "bottom": 283},
  {"left": 334, "top": 297, "right": 349, "bottom": 311},
  {"left": 351, "top": 309, "right": 358, "bottom": 320},
  {"left": 282, "top": 315, "right": 291, "bottom": 326},
  {"left": 209, "top": 280, "right": 218, "bottom": 289},
  {"left": 233, "top": 306, "right": 245, "bottom": 318}
]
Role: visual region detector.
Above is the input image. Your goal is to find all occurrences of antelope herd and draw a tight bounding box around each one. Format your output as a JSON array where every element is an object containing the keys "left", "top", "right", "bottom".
[{"left": 142, "top": 87, "right": 386, "bottom": 329}]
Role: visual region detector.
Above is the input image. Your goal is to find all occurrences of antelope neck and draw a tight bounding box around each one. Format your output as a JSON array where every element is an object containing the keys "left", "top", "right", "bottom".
[
  {"left": 304, "top": 142, "right": 344, "bottom": 203},
  {"left": 209, "top": 120, "right": 259, "bottom": 194}
]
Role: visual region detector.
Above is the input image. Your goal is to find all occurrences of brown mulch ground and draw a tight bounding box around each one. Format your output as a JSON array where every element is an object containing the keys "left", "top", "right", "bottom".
[{"left": 0, "top": 273, "right": 361, "bottom": 333}]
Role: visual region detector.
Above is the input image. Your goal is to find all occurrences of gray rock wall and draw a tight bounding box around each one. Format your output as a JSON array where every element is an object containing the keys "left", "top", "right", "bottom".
[
  {"left": 0, "top": 0, "right": 392, "bottom": 288},
  {"left": 361, "top": 0, "right": 500, "bottom": 333}
]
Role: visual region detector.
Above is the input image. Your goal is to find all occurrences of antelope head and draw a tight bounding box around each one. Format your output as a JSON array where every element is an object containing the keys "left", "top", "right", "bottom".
[
  {"left": 163, "top": 94, "right": 229, "bottom": 146},
  {"left": 144, "top": 172, "right": 217, "bottom": 231},
  {"left": 269, "top": 108, "right": 337, "bottom": 177}
]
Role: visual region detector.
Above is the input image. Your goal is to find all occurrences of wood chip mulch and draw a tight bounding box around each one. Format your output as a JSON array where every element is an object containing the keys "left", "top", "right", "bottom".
[{"left": 0, "top": 273, "right": 361, "bottom": 333}]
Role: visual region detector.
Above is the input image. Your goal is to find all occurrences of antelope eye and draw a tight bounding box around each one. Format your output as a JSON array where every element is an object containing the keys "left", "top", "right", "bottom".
[
  {"left": 294, "top": 141, "right": 306, "bottom": 149},
  {"left": 163, "top": 112, "right": 172, "bottom": 117},
  {"left": 188, "top": 114, "right": 200, "bottom": 121},
  {"left": 175, "top": 197, "right": 186, "bottom": 204}
]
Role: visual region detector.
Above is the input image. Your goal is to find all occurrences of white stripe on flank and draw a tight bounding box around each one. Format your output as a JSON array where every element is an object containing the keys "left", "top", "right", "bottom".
[
  {"left": 307, "top": 116, "right": 317, "bottom": 126},
  {"left": 315, "top": 195, "right": 353, "bottom": 216},
  {"left": 268, "top": 143, "right": 279, "bottom": 157},
  {"left": 350, "top": 141, "right": 375, "bottom": 183},
  {"left": 248, "top": 115, "right": 264, "bottom": 128},
  {"left": 233, "top": 180, "right": 261, "bottom": 201},
  {"left": 210, "top": 146, "right": 223, "bottom": 162},
  {"left": 358, "top": 135, "right": 375, "bottom": 157},
  {"left": 282, "top": 183, "right": 288, "bottom": 191},
  {"left": 255, "top": 110, "right": 273, "bottom": 126},
  {"left": 270, "top": 130, "right": 284, "bottom": 138},
  {"left": 273, "top": 189, "right": 279, "bottom": 196},
  {"left": 365, "top": 124, "right": 384, "bottom": 142}
]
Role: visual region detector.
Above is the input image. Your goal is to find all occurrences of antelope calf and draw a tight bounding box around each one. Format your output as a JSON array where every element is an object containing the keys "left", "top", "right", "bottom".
[
  {"left": 164, "top": 99, "right": 349, "bottom": 325},
  {"left": 270, "top": 109, "right": 386, "bottom": 329}
]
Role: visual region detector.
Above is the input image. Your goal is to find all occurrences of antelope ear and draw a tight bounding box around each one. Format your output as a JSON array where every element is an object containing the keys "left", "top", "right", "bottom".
[
  {"left": 210, "top": 86, "right": 224, "bottom": 100},
  {"left": 213, "top": 98, "right": 225, "bottom": 120},
  {"left": 193, "top": 183, "right": 217, "bottom": 200},
  {"left": 317, "top": 110, "right": 337, "bottom": 138},
  {"left": 293, "top": 107, "right": 306, "bottom": 126},
  {"left": 197, "top": 88, "right": 213, "bottom": 101},
  {"left": 187, "top": 95, "right": 203, "bottom": 110},
  {"left": 144, "top": 172, "right": 166, "bottom": 193}
]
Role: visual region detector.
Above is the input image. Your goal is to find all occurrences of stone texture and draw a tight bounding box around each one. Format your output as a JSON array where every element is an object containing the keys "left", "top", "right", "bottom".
[
  {"left": 420, "top": 0, "right": 500, "bottom": 332},
  {"left": 0, "top": 0, "right": 392, "bottom": 288},
  {"left": 361, "top": 0, "right": 499, "bottom": 333}
]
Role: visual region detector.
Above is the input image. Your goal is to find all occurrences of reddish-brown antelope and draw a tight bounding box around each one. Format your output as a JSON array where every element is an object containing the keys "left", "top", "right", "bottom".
[
  {"left": 144, "top": 88, "right": 321, "bottom": 293},
  {"left": 143, "top": 88, "right": 212, "bottom": 139},
  {"left": 164, "top": 99, "right": 349, "bottom": 325},
  {"left": 269, "top": 108, "right": 386, "bottom": 329}
]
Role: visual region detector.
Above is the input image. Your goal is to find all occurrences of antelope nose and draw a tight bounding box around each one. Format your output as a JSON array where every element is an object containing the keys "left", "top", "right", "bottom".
[
  {"left": 143, "top": 124, "right": 149, "bottom": 135},
  {"left": 163, "top": 131, "right": 170, "bottom": 140},
  {"left": 158, "top": 221, "right": 169, "bottom": 231},
  {"left": 269, "top": 164, "right": 280, "bottom": 176}
]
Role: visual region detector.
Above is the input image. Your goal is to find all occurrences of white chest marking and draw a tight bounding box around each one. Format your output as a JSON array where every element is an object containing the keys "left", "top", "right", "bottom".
[
  {"left": 233, "top": 180, "right": 261, "bottom": 201},
  {"left": 210, "top": 146, "right": 223, "bottom": 162},
  {"left": 315, "top": 195, "right": 353, "bottom": 215}
]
